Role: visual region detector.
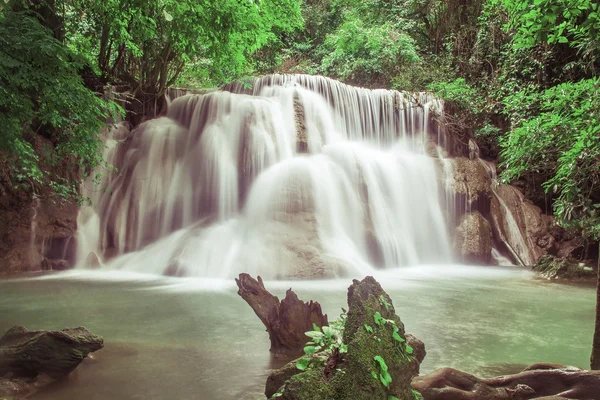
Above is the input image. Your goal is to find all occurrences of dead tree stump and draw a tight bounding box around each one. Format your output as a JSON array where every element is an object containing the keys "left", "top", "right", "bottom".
[{"left": 235, "top": 273, "right": 328, "bottom": 357}]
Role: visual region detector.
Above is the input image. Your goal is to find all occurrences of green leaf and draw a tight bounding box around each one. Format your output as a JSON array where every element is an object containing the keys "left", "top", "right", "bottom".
[
  {"left": 296, "top": 357, "right": 311, "bottom": 371},
  {"left": 373, "top": 312, "right": 384, "bottom": 327},
  {"left": 305, "top": 331, "right": 324, "bottom": 339},
  {"left": 392, "top": 331, "right": 405, "bottom": 343}
]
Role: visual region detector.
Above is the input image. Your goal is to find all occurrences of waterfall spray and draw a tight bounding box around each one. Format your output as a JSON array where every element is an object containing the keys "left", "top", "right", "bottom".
[{"left": 77, "top": 75, "right": 452, "bottom": 279}]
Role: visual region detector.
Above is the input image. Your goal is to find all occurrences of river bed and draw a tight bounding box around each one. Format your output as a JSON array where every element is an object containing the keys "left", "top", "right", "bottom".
[{"left": 0, "top": 265, "right": 595, "bottom": 399}]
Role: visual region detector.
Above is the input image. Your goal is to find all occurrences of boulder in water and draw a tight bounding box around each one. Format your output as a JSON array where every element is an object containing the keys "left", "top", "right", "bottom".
[
  {"left": 454, "top": 212, "right": 492, "bottom": 264},
  {"left": 0, "top": 325, "right": 103, "bottom": 398},
  {"left": 85, "top": 251, "right": 101, "bottom": 269},
  {"left": 411, "top": 364, "right": 600, "bottom": 400},
  {"left": 266, "top": 276, "right": 422, "bottom": 400},
  {"left": 41, "top": 258, "right": 71, "bottom": 271}
]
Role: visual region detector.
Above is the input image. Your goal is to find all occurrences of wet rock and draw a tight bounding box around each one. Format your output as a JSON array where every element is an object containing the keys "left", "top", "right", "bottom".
[
  {"left": 236, "top": 274, "right": 328, "bottom": 357},
  {"left": 439, "top": 157, "right": 492, "bottom": 214},
  {"left": 0, "top": 325, "right": 104, "bottom": 379},
  {"left": 294, "top": 96, "right": 308, "bottom": 153},
  {"left": 0, "top": 374, "right": 54, "bottom": 399},
  {"left": 41, "top": 258, "right": 71, "bottom": 271},
  {"left": 454, "top": 212, "right": 492, "bottom": 264},
  {"left": 267, "top": 276, "right": 422, "bottom": 400},
  {"left": 265, "top": 360, "right": 302, "bottom": 398},
  {"left": 468, "top": 139, "right": 479, "bottom": 160},
  {"left": 0, "top": 247, "right": 43, "bottom": 275},
  {"left": 85, "top": 252, "right": 101, "bottom": 269},
  {"left": 406, "top": 334, "right": 426, "bottom": 374},
  {"left": 489, "top": 184, "right": 590, "bottom": 266},
  {"left": 272, "top": 212, "right": 344, "bottom": 280},
  {"left": 533, "top": 255, "right": 596, "bottom": 281},
  {"left": 489, "top": 184, "right": 551, "bottom": 266},
  {"left": 0, "top": 326, "right": 103, "bottom": 399},
  {"left": 425, "top": 140, "right": 448, "bottom": 158},
  {"left": 411, "top": 364, "right": 600, "bottom": 400},
  {"left": 0, "top": 136, "right": 79, "bottom": 275}
]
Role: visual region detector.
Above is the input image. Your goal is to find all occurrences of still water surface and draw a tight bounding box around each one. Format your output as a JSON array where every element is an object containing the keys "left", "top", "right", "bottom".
[{"left": 0, "top": 265, "right": 594, "bottom": 399}]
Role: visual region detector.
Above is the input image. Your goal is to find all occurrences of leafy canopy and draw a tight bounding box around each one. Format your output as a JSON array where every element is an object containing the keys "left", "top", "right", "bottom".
[
  {"left": 0, "top": 10, "right": 117, "bottom": 193},
  {"left": 65, "top": 0, "right": 304, "bottom": 92}
]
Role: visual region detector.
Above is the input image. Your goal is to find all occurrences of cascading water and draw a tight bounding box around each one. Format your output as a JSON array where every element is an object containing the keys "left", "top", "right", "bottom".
[{"left": 76, "top": 75, "right": 453, "bottom": 279}]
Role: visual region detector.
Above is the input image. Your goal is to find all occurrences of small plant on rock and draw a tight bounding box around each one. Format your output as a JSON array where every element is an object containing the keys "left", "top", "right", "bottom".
[{"left": 296, "top": 309, "right": 348, "bottom": 371}]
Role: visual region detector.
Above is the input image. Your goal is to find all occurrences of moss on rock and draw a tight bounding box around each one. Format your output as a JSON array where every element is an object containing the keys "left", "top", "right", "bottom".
[
  {"left": 268, "top": 276, "right": 422, "bottom": 400},
  {"left": 533, "top": 255, "right": 596, "bottom": 280}
]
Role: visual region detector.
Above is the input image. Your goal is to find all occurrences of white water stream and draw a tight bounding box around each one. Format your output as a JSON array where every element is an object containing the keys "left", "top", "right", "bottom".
[{"left": 76, "top": 75, "right": 453, "bottom": 278}]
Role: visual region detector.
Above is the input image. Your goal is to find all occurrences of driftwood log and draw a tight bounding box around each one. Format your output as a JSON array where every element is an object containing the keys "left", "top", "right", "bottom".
[
  {"left": 235, "top": 273, "right": 328, "bottom": 357},
  {"left": 411, "top": 363, "right": 600, "bottom": 400}
]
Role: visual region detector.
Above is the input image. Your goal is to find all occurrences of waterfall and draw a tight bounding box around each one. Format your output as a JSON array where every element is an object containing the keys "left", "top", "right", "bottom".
[{"left": 76, "top": 75, "right": 452, "bottom": 279}]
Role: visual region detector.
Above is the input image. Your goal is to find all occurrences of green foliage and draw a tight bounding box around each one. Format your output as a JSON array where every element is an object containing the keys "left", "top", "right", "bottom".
[
  {"left": 367, "top": 309, "right": 413, "bottom": 358},
  {"left": 411, "top": 389, "right": 425, "bottom": 400},
  {"left": 373, "top": 311, "right": 385, "bottom": 327},
  {"left": 503, "top": 0, "right": 600, "bottom": 57},
  {"left": 1, "top": 0, "right": 305, "bottom": 200},
  {"left": 500, "top": 78, "right": 600, "bottom": 238},
  {"left": 428, "top": 78, "right": 484, "bottom": 115},
  {"left": 321, "top": 11, "right": 420, "bottom": 82},
  {"left": 391, "top": 324, "right": 405, "bottom": 345},
  {"left": 373, "top": 355, "right": 392, "bottom": 388},
  {"left": 296, "top": 311, "right": 348, "bottom": 371},
  {"left": 379, "top": 295, "right": 392, "bottom": 312},
  {"left": 64, "top": 0, "right": 303, "bottom": 92},
  {"left": 0, "top": 10, "right": 118, "bottom": 193}
]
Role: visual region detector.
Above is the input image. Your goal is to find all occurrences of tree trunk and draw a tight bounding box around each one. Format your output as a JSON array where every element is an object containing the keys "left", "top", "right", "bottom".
[
  {"left": 413, "top": 364, "right": 600, "bottom": 400},
  {"left": 235, "top": 273, "right": 328, "bottom": 358},
  {"left": 591, "top": 243, "right": 600, "bottom": 369}
]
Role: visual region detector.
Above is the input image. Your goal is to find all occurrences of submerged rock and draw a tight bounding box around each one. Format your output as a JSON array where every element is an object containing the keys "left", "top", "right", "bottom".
[
  {"left": 0, "top": 325, "right": 103, "bottom": 399},
  {"left": 411, "top": 364, "right": 600, "bottom": 400},
  {"left": 266, "top": 276, "right": 422, "bottom": 400},
  {"left": 454, "top": 212, "right": 492, "bottom": 264},
  {"left": 533, "top": 255, "right": 596, "bottom": 281}
]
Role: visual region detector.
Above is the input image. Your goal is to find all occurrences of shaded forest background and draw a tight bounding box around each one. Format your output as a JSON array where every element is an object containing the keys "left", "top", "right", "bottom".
[{"left": 1, "top": 0, "right": 599, "bottom": 244}]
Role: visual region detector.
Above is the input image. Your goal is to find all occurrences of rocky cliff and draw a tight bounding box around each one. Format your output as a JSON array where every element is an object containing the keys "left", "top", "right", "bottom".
[{"left": 0, "top": 137, "right": 79, "bottom": 275}]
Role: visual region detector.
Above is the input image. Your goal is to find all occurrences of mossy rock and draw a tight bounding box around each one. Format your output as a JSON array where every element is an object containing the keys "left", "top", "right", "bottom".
[
  {"left": 273, "top": 368, "right": 336, "bottom": 400},
  {"left": 268, "top": 277, "right": 421, "bottom": 400},
  {"left": 533, "top": 255, "right": 596, "bottom": 280}
]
